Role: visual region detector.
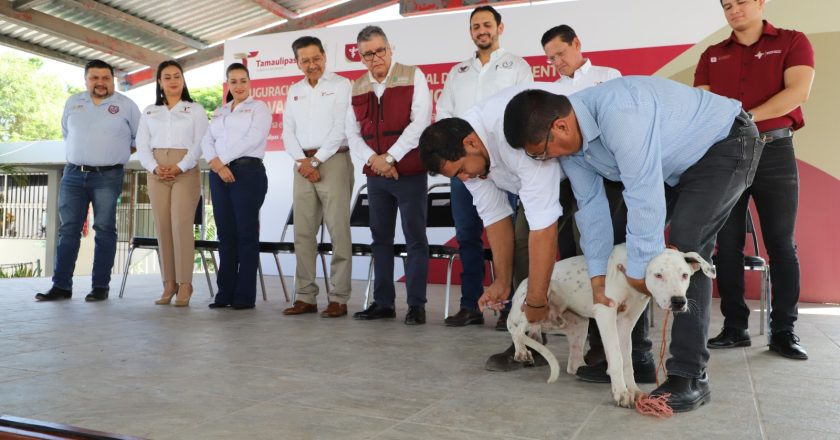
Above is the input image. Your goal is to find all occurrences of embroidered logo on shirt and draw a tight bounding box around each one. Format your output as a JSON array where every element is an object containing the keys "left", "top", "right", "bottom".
[
  {"left": 71, "top": 104, "right": 85, "bottom": 111},
  {"left": 180, "top": 107, "right": 191, "bottom": 113},
  {"left": 710, "top": 54, "right": 732, "bottom": 63},
  {"left": 495, "top": 61, "right": 514, "bottom": 70},
  {"left": 108, "top": 105, "right": 120, "bottom": 114},
  {"left": 458, "top": 65, "right": 470, "bottom": 73},
  {"left": 321, "top": 91, "right": 335, "bottom": 97},
  {"left": 755, "top": 49, "right": 782, "bottom": 60}
]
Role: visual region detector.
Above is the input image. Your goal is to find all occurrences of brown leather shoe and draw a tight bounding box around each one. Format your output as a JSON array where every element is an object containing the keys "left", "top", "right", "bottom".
[
  {"left": 282, "top": 300, "right": 317, "bottom": 315},
  {"left": 320, "top": 301, "right": 347, "bottom": 318}
]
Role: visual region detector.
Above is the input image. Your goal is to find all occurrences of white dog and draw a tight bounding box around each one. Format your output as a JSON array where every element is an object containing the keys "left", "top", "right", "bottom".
[{"left": 507, "top": 243, "right": 715, "bottom": 407}]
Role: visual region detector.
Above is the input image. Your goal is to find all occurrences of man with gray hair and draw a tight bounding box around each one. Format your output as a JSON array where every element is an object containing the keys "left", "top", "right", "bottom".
[{"left": 345, "top": 25, "right": 432, "bottom": 325}]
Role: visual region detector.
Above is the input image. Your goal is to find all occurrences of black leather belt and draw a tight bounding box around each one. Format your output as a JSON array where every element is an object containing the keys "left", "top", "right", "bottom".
[
  {"left": 228, "top": 157, "right": 263, "bottom": 166},
  {"left": 70, "top": 164, "right": 123, "bottom": 173},
  {"left": 761, "top": 128, "right": 793, "bottom": 143},
  {"left": 303, "top": 146, "right": 349, "bottom": 158}
]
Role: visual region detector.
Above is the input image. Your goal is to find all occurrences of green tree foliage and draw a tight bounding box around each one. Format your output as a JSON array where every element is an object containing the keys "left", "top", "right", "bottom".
[
  {"left": 0, "top": 53, "right": 74, "bottom": 142},
  {"left": 190, "top": 84, "right": 223, "bottom": 118}
]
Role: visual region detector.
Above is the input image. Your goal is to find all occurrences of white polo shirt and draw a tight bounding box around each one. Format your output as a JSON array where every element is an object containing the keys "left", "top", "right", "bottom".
[
  {"left": 201, "top": 96, "right": 272, "bottom": 164},
  {"left": 555, "top": 58, "right": 621, "bottom": 88},
  {"left": 437, "top": 48, "right": 533, "bottom": 119},
  {"left": 346, "top": 63, "right": 432, "bottom": 163},
  {"left": 282, "top": 72, "right": 351, "bottom": 163},
  {"left": 136, "top": 100, "right": 209, "bottom": 173}
]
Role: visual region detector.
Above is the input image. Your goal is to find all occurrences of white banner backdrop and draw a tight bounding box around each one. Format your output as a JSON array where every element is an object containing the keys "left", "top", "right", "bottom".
[{"left": 223, "top": 0, "right": 727, "bottom": 282}]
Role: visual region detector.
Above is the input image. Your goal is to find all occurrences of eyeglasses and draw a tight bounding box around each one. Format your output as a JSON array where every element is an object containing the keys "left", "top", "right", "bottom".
[
  {"left": 361, "top": 47, "right": 388, "bottom": 62},
  {"left": 526, "top": 117, "right": 559, "bottom": 161}
]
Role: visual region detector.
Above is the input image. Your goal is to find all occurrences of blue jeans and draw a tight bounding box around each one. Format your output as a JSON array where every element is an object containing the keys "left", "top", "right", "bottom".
[
  {"left": 450, "top": 177, "right": 484, "bottom": 311},
  {"left": 367, "top": 174, "right": 429, "bottom": 308},
  {"left": 665, "top": 114, "right": 764, "bottom": 378},
  {"left": 715, "top": 136, "right": 800, "bottom": 334},
  {"left": 52, "top": 165, "right": 124, "bottom": 290},
  {"left": 209, "top": 161, "right": 268, "bottom": 307}
]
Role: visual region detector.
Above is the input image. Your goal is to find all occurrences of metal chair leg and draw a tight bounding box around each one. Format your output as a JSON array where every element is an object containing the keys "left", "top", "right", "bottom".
[
  {"left": 273, "top": 253, "right": 290, "bottom": 302},
  {"left": 257, "top": 259, "right": 267, "bottom": 301},
  {"left": 649, "top": 300, "right": 655, "bottom": 327},
  {"left": 210, "top": 251, "right": 218, "bottom": 272},
  {"left": 363, "top": 258, "right": 374, "bottom": 309},
  {"left": 199, "top": 250, "right": 214, "bottom": 297},
  {"left": 320, "top": 252, "right": 331, "bottom": 295},
  {"left": 765, "top": 271, "right": 772, "bottom": 344},
  {"left": 444, "top": 255, "right": 454, "bottom": 319},
  {"left": 118, "top": 246, "right": 136, "bottom": 298},
  {"left": 759, "top": 269, "right": 766, "bottom": 336}
]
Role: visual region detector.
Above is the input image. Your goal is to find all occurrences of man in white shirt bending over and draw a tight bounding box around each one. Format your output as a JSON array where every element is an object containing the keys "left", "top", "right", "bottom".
[
  {"left": 281, "top": 36, "right": 354, "bottom": 318},
  {"left": 436, "top": 5, "right": 532, "bottom": 330}
]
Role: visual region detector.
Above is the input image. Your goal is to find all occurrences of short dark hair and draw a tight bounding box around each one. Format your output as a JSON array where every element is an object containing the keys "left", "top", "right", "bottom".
[
  {"left": 418, "top": 118, "right": 476, "bottom": 173},
  {"left": 357, "top": 25, "right": 388, "bottom": 46},
  {"left": 224, "top": 62, "right": 249, "bottom": 103},
  {"left": 292, "top": 36, "right": 325, "bottom": 59},
  {"left": 154, "top": 60, "right": 193, "bottom": 106},
  {"left": 503, "top": 89, "right": 573, "bottom": 150},
  {"left": 470, "top": 6, "right": 501, "bottom": 25},
  {"left": 84, "top": 59, "right": 114, "bottom": 76},
  {"left": 541, "top": 25, "right": 577, "bottom": 47}
]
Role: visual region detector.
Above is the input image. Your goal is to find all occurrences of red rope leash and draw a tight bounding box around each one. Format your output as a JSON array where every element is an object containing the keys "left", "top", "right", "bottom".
[{"left": 635, "top": 309, "right": 673, "bottom": 418}]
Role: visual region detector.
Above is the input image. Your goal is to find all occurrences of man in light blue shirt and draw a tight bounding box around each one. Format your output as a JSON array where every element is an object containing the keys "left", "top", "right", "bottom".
[
  {"left": 36, "top": 59, "right": 140, "bottom": 303},
  {"left": 503, "top": 76, "right": 763, "bottom": 412}
]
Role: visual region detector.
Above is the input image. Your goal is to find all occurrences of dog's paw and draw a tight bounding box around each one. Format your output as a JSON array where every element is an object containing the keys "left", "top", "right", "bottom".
[
  {"left": 613, "top": 389, "right": 635, "bottom": 408},
  {"left": 627, "top": 385, "right": 646, "bottom": 403},
  {"left": 513, "top": 349, "right": 534, "bottom": 364}
]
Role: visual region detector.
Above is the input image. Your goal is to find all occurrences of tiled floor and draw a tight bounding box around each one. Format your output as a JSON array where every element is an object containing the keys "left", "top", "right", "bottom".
[{"left": 1, "top": 274, "right": 838, "bottom": 440}]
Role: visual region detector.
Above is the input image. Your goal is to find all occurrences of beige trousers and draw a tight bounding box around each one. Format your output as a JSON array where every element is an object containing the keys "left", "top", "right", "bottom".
[
  {"left": 147, "top": 149, "right": 201, "bottom": 284},
  {"left": 292, "top": 152, "right": 354, "bottom": 304}
]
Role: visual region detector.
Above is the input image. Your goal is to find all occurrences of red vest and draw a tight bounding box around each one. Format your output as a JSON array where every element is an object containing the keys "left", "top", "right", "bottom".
[{"left": 351, "top": 63, "right": 426, "bottom": 177}]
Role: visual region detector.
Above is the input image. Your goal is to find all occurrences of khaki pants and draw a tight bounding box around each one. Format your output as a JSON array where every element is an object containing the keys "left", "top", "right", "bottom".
[
  {"left": 293, "top": 152, "right": 354, "bottom": 304},
  {"left": 147, "top": 149, "right": 201, "bottom": 284}
]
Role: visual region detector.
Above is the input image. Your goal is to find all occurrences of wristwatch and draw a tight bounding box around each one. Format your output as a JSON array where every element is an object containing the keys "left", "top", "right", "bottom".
[
  {"left": 309, "top": 158, "right": 320, "bottom": 169},
  {"left": 384, "top": 154, "right": 396, "bottom": 166}
]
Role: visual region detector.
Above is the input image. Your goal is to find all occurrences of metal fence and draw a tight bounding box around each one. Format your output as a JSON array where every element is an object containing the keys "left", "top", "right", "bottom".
[
  {"left": 0, "top": 170, "right": 216, "bottom": 276},
  {"left": 0, "top": 173, "right": 49, "bottom": 239}
]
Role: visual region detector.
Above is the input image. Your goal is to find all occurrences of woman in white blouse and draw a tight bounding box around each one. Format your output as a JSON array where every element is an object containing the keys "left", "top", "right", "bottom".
[
  {"left": 136, "top": 60, "right": 208, "bottom": 307},
  {"left": 200, "top": 63, "right": 271, "bottom": 309}
]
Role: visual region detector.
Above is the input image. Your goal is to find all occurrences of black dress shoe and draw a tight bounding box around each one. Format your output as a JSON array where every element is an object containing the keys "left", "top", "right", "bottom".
[
  {"left": 707, "top": 327, "right": 751, "bottom": 349},
  {"left": 485, "top": 338, "right": 549, "bottom": 372},
  {"left": 445, "top": 308, "right": 483, "bottom": 327},
  {"left": 494, "top": 309, "right": 509, "bottom": 331},
  {"left": 353, "top": 302, "right": 396, "bottom": 320},
  {"left": 208, "top": 302, "right": 230, "bottom": 309},
  {"left": 85, "top": 287, "right": 109, "bottom": 302},
  {"left": 650, "top": 373, "right": 711, "bottom": 412},
  {"left": 232, "top": 304, "right": 255, "bottom": 310},
  {"left": 405, "top": 306, "right": 426, "bottom": 325},
  {"left": 769, "top": 330, "right": 808, "bottom": 360},
  {"left": 575, "top": 357, "right": 658, "bottom": 384},
  {"left": 35, "top": 286, "right": 72, "bottom": 301}
]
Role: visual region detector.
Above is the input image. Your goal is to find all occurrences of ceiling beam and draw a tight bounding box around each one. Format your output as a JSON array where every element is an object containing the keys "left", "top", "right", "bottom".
[
  {"left": 399, "top": 0, "right": 532, "bottom": 16},
  {"left": 0, "top": 1, "right": 167, "bottom": 66},
  {"left": 57, "top": 0, "right": 209, "bottom": 50},
  {"left": 251, "top": 0, "right": 300, "bottom": 19},
  {"left": 11, "top": 0, "right": 52, "bottom": 11},
  {"left": 120, "top": 0, "right": 398, "bottom": 90},
  {"left": 0, "top": 34, "right": 89, "bottom": 66}
]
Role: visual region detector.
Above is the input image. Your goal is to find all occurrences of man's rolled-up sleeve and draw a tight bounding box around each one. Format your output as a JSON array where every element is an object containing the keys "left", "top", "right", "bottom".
[{"left": 464, "top": 178, "right": 513, "bottom": 227}]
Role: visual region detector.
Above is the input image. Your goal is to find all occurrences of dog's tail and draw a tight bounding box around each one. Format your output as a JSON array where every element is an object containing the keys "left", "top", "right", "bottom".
[{"left": 522, "top": 335, "right": 561, "bottom": 383}]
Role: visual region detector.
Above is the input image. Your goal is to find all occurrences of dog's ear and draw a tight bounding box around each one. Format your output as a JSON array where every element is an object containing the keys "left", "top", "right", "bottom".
[{"left": 683, "top": 252, "right": 716, "bottom": 279}]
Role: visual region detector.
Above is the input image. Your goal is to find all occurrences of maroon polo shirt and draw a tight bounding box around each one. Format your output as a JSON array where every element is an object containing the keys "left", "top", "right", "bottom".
[{"left": 695, "top": 21, "right": 814, "bottom": 133}]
